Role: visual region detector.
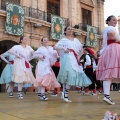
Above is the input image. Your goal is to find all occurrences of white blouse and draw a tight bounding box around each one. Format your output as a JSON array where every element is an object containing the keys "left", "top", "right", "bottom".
[
  {"left": 101, "top": 26, "right": 120, "bottom": 53},
  {"left": 55, "top": 38, "right": 83, "bottom": 72},
  {"left": 34, "top": 46, "right": 58, "bottom": 76},
  {"left": 10, "top": 45, "right": 34, "bottom": 72},
  {"left": 10, "top": 45, "right": 34, "bottom": 61}
]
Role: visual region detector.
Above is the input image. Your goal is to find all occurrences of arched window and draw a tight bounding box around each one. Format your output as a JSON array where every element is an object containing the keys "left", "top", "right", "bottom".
[{"left": 47, "top": 0, "right": 60, "bottom": 16}]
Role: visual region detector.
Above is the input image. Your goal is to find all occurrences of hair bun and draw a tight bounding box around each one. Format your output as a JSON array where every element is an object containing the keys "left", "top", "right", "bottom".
[
  {"left": 106, "top": 20, "right": 108, "bottom": 24},
  {"left": 18, "top": 36, "right": 24, "bottom": 43}
]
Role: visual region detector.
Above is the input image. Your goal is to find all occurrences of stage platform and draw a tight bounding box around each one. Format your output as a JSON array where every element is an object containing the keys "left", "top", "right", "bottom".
[{"left": 0, "top": 91, "right": 120, "bottom": 120}]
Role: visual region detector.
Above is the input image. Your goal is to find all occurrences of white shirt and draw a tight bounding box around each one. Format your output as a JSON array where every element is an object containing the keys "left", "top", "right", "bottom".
[
  {"left": 84, "top": 54, "right": 91, "bottom": 68},
  {"left": 93, "top": 60, "right": 97, "bottom": 71}
]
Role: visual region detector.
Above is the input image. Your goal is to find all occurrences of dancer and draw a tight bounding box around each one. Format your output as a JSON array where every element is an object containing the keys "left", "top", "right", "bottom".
[
  {"left": 8, "top": 36, "right": 35, "bottom": 99},
  {"left": 54, "top": 26, "right": 92, "bottom": 102},
  {"left": 93, "top": 51, "right": 103, "bottom": 94},
  {"left": 96, "top": 15, "right": 120, "bottom": 105},
  {"left": 83, "top": 47, "right": 97, "bottom": 95},
  {"left": 51, "top": 57, "right": 61, "bottom": 96},
  {"left": 0, "top": 51, "right": 15, "bottom": 97},
  {"left": 34, "top": 37, "right": 60, "bottom": 101}
]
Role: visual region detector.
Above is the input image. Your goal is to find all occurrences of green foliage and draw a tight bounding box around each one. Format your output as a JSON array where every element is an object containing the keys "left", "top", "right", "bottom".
[{"left": 30, "top": 47, "right": 38, "bottom": 77}]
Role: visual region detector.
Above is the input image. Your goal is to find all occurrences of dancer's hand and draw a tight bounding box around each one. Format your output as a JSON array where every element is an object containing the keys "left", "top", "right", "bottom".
[
  {"left": 15, "top": 54, "right": 21, "bottom": 58},
  {"left": 7, "top": 61, "right": 11, "bottom": 64},
  {"left": 64, "top": 48, "right": 70, "bottom": 53},
  {"left": 40, "top": 56, "right": 45, "bottom": 61}
]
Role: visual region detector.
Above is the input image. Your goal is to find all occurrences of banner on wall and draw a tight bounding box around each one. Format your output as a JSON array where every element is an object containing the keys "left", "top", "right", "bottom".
[
  {"left": 86, "top": 25, "right": 97, "bottom": 47},
  {"left": 5, "top": 2, "right": 25, "bottom": 36},
  {"left": 50, "top": 15, "right": 65, "bottom": 40}
]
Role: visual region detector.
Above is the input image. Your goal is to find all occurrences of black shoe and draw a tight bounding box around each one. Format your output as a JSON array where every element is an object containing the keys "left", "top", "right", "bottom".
[
  {"left": 38, "top": 93, "right": 41, "bottom": 97},
  {"left": 17, "top": 92, "right": 24, "bottom": 99},
  {"left": 40, "top": 94, "right": 48, "bottom": 101},
  {"left": 8, "top": 92, "right": 14, "bottom": 98},
  {"left": 51, "top": 93, "right": 57, "bottom": 97}
]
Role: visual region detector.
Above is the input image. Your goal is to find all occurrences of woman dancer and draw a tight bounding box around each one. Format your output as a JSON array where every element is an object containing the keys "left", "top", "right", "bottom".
[
  {"left": 8, "top": 36, "right": 35, "bottom": 99},
  {"left": 54, "top": 26, "right": 92, "bottom": 102},
  {"left": 96, "top": 15, "right": 120, "bottom": 105},
  {"left": 0, "top": 51, "right": 15, "bottom": 97},
  {"left": 34, "top": 37, "right": 60, "bottom": 101}
]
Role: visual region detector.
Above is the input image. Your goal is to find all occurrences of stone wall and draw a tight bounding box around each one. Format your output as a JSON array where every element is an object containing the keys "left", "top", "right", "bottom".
[{"left": 0, "top": 0, "right": 104, "bottom": 49}]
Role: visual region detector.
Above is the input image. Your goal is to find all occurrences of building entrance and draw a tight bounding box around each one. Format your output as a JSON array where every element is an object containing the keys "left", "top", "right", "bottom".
[{"left": 0, "top": 40, "right": 18, "bottom": 92}]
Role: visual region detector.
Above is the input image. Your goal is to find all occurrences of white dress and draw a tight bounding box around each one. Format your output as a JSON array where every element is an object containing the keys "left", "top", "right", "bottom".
[
  {"left": 34, "top": 46, "right": 60, "bottom": 90},
  {"left": 0, "top": 51, "right": 15, "bottom": 84},
  {"left": 55, "top": 38, "right": 92, "bottom": 87},
  {"left": 10, "top": 45, "right": 35, "bottom": 84}
]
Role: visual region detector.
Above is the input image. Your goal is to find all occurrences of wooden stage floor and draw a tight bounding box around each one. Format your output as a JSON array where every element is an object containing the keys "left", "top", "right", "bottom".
[{"left": 0, "top": 91, "right": 120, "bottom": 120}]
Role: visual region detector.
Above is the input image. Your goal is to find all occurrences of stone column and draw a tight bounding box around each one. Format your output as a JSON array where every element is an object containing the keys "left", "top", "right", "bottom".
[{"left": 60, "top": 0, "right": 69, "bottom": 19}]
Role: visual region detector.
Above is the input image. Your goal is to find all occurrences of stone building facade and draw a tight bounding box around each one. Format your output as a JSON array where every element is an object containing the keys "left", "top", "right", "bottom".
[
  {"left": 0, "top": 0, "right": 105, "bottom": 49},
  {"left": 0, "top": 0, "right": 105, "bottom": 91}
]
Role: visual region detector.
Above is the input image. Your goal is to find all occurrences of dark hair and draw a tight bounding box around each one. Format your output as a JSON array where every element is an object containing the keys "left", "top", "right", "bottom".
[
  {"left": 41, "top": 37, "right": 48, "bottom": 42},
  {"left": 97, "top": 51, "right": 100, "bottom": 53},
  {"left": 41, "top": 37, "right": 44, "bottom": 42},
  {"left": 64, "top": 26, "right": 70, "bottom": 35},
  {"left": 19, "top": 36, "right": 24, "bottom": 43},
  {"left": 106, "top": 15, "right": 115, "bottom": 24}
]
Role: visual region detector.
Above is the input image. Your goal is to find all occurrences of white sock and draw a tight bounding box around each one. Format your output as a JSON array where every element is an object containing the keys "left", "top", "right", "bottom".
[
  {"left": 7, "top": 82, "right": 14, "bottom": 93},
  {"left": 40, "top": 87, "right": 45, "bottom": 94},
  {"left": 103, "top": 80, "right": 111, "bottom": 95},
  {"left": 66, "top": 84, "right": 70, "bottom": 90},
  {"left": 18, "top": 83, "right": 23, "bottom": 92},
  {"left": 38, "top": 86, "right": 41, "bottom": 93},
  {"left": 62, "top": 84, "right": 66, "bottom": 93}
]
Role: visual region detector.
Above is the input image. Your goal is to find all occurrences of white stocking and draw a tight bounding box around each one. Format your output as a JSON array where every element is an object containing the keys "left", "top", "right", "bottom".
[
  {"left": 66, "top": 84, "right": 71, "bottom": 90},
  {"left": 40, "top": 87, "right": 45, "bottom": 94},
  {"left": 38, "top": 86, "right": 41, "bottom": 93},
  {"left": 7, "top": 82, "right": 14, "bottom": 93},
  {"left": 103, "top": 80, "right": 111, "bottom": 95},
  {"left": 62, "top": 84, "right": 71, "bottom": 92},
  {"left": 18, "top": 83, "right": 23, "bottom": 92},
  {"left": 62, "top": 84, "right": 66, "bottom": 93}
]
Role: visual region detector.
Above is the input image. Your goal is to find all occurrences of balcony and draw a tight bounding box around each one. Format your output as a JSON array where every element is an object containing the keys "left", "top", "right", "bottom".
[
  {"left": 74, "top": 23, "right": 101, "bottom": 35},
  {"left": 0, "top": 3, "right": 69, "bottom": 26}
]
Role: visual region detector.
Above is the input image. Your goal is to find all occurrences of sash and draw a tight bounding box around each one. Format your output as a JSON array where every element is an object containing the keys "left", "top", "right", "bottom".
[
  {"left": 9, "top": 61, "right": 14, "bottom": 64},
  {"left": 107, "top": 39, "right": 120, "bottom": 45},
  {"left": 25, "top": 61, "right": 30, "bottom": 68},
  {"left": 68, "top": 49, "right": 81, "bottom": 66}
]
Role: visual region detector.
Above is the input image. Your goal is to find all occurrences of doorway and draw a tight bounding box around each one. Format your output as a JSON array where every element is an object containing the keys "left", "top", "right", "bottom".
[{"left": 0, "top": 40, "right": 18, "bottom": 92}]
